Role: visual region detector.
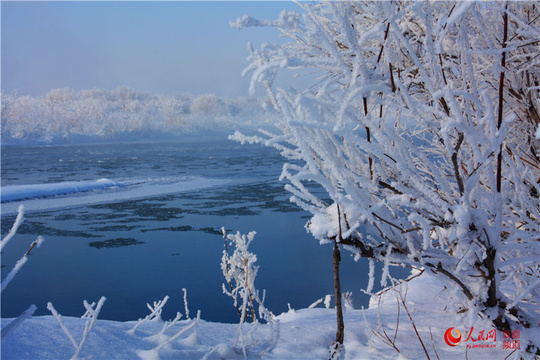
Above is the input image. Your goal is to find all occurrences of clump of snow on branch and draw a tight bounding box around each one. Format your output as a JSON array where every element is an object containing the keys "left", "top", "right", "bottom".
[{"left": 232, "top": 1, "right": 540, "bottom": 356}]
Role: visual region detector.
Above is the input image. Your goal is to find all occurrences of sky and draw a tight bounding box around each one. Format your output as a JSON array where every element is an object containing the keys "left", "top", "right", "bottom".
[{"left": 1, "top": 1, "right": 302, "bottom": 99}]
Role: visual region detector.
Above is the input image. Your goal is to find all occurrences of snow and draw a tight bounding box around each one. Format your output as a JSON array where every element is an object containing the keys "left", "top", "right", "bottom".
[
  {"left": 1, "top": 271, "right": 523, "bottom": 360},
  {"left": 1, "top": 176, "right": 233, "bottom": 215},
  {"left": 2, "top": 2, "right": 538, "bottom": 359},
  {"left": 1, "top": 179, "right": 124, "bottom": 202}
]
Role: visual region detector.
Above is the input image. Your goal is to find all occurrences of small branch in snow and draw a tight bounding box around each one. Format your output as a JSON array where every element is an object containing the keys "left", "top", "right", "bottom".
[
  {"left": 182, "top": 288, "right": 190, "bottom": 320},
  {"left": 128, "top": 295, "right": 169, "bottom": 335},
  {"left": 396, "top": 290, "right": 431, "bottom": 360},
  {"left": 1, "top": 304, "right": 37, "bottom": 342},
  {"left": 48, "top": 296, "right": 106, "bottom": 360},
  {"left": 429, "top": 326, "right": 441, "bottom": 360}
]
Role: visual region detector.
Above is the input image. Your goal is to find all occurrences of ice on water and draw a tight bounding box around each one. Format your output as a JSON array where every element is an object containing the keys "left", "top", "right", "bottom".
[{"left": 1, "top": 176, "right": 233, "bottom": 215}]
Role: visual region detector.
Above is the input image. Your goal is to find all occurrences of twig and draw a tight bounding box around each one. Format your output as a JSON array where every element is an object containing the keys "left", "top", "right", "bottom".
[
  {"left": 376, "top": 22, "right": 391, "bottom": 64},
  {"left": 0, "top": 205, "right": 25, "bottom": 252},
  {"left": 429, "top": 326, "right": 441, "bottom": 360},
  {"left": 1, "top": 236, "right": 45, "bottom": 292},
  {"left": 222, "top": 228, "right": 242, "bottom": 318},
  {"left": 425, "top": 262, "right": 474, "bottom": 301},
  {"left": 451, "top": 132, "right": 465, "bottom": 196},
  {"left": 374, "top": 268, "right": 425, "bottom": 297},
  {"left": 496, "top": 3, "right": 509, "bottom": 193},
  {"left": 152, "top": 321, "right": 196, "bottom": 353},
  {"left": 370, "top": 294, "right": 402, "bottom": 355},
  {"left": 128, "top": 296, "right": 169, "bottom": 334},
  {"left": 48, "top": 297, "right": 106, "bottom": 360},
  {"left": 397, "top": 291, "right": 431, "bottom": 360},
  {"left": 438, "top": 55, "right": 448, "bottom": 86},
  {"left": 389, "top": 63, "right": 396, "bottom": 93},
  {"left": 182, "top": 288, "right": 190, "bottom": 320},
  {"left": 372, "top": 212, "right": 404, "bottom": 232}
]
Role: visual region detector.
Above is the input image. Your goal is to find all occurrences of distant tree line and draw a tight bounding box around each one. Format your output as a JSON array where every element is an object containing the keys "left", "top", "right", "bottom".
[{"left": 1, "top": 86, "right": 274, "bottom": 144}]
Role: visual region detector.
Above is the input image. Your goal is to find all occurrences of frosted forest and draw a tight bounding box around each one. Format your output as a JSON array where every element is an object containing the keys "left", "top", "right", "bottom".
[
  {"left": 1, "top": 1, "right": 540, "bottom": 360},
  {"left": 1, "top": 88, "right": 274, "bottom": 144}
]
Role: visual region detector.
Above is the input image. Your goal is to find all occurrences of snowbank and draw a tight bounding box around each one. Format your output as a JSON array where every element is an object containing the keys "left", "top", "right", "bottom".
[{"left": 1, "top": 272, "right": 521, "bottom": 359}]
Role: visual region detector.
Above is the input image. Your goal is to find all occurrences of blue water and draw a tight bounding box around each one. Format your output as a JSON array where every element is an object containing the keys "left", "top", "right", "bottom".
[{"left": 1, "top": 137, "right": 379, "bottom": 323}]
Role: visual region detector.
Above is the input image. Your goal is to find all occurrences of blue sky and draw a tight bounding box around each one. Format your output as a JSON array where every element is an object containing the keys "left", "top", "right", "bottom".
[{"left": 1, "top": 1, "right": 301, "bottom": 99}]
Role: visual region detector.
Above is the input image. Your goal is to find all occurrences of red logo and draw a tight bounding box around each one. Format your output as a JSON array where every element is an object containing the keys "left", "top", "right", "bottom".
[{"left": 445, "top": 327, "right": 462, "bottom": 347}]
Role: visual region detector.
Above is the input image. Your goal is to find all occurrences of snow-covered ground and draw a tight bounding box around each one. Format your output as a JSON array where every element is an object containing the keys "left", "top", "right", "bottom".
[{"left": 2, "top": 271, "right": 522, "bottom": 359}]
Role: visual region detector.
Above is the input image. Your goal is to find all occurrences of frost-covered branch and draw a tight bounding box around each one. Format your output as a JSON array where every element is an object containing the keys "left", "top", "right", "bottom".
[
  {"left": 128, "top": 295, "right": 169, "bottom": 335},
  {"left": 0, "top": 204, "right": 24, "bottom": 251},
  {"left": 182, "top": 288, "right": 190, "bottom": 320},
  {"left": 0, "top": 205, "right": 45, "bottom": 341},
  {"left": 1, "top": 305, "right": 37, "bottom": 342},
  {"left": 0, "top": 236, "right": 44, "bottom": 292},
  {"left": 47, "top": 296, "right": 106, "bottom": 360},
  {"left": 221, "top": 228, "right": 279, "bottom": 357},
  {"left": 1, "top": 232, "right": 44, "bottom": 292},
  {"left": 138, "top": 321, "right": 197, "bottom": 360},
  {"left": 234, "top": 1, "right": 540, "bottom": 356}
]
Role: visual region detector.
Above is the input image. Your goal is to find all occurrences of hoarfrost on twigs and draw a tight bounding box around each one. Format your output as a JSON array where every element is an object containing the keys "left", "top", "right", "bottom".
[{"left": 233, "top": 1, "right": 540, "bottom": 356}]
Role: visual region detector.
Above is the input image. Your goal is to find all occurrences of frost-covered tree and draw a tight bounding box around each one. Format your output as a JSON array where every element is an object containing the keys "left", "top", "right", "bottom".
[
  {"left": 1, "top": 87, "right": 272, "bottom": 143},
  {"left": 190, "top": 93, "right": 227, "bottom": 117},
  {"left": 231, "top": 1, "right": 540, "bottom": 355}
]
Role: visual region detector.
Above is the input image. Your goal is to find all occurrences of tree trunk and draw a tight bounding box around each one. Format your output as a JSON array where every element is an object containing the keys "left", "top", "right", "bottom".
[
  {"left": 484, "top": 247, "right": 498, "bottom": 308},
  {"left": 333, "top": 241, "right": 345, "bottom": 345}
]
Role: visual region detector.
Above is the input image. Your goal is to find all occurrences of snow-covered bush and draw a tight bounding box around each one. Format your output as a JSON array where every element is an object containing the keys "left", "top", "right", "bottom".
[
  {"left": 221, "top": 228, "right": 278, "bottom": 357},
  {"left": 232, "top": 1, "right": 540, "bottom": 356}
]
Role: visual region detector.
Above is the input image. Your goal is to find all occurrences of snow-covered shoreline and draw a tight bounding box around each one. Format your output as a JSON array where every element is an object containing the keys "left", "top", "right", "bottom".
[{"left": 1, "top": 272, "right": 523, "bottom": 359}]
